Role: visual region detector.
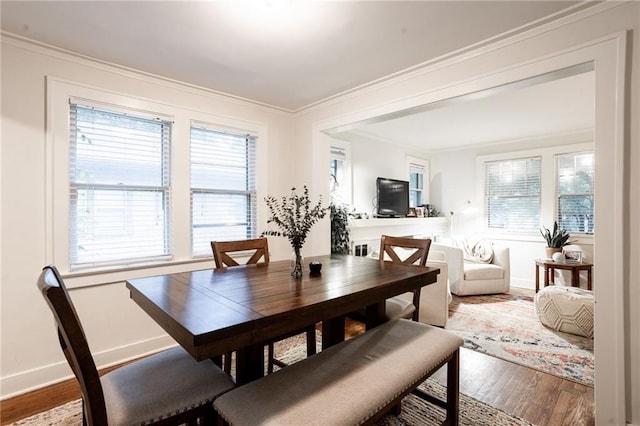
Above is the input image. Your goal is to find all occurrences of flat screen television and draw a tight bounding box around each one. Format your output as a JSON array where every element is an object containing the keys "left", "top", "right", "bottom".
[{"left": 376, "top": 177, "right": 409, "bottom": 217}]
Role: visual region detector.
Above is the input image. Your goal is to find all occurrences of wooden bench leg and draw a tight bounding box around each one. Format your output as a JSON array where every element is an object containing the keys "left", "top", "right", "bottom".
[
  {"left": 444, "top": 349, "right": 460, "bottom": 426},
  {"left": 391, "top": 403, "right": 402, "bottom": 416}
]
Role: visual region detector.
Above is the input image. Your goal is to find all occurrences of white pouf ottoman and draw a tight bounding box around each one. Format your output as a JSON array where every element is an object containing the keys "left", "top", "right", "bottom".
[{"left": 534, "top": 286, "right": 594, "bottom": 338}]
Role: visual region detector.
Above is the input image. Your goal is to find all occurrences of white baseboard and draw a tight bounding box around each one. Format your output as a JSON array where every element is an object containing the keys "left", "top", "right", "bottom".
[{"left": 0, "top": 335, "right": 175, "bottom": 400}]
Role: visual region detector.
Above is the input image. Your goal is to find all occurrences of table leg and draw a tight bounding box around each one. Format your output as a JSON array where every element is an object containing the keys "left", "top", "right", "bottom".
[
  {"left": 322, "top": 316, "right": 345, "bottom": 350},
  {"left": 548, "top": 267, "right": 555, "bottom": 285},
  {"left": 572, "top": 268, "right": 580, "bottom": 287},
  {"left": 235, "top": 344, "right": 264, "bottom": 385},
  {"left": 588, "top": 268, "right": 593, "bottom": 291},
  {"left": 535, "top": 264, "right": 540, "bottom": 293},
  {"left": 211, "top": 354, "right": 223, "bottom": 368},
  {"left": 364, "top": 301, "right": 386, "bottom": 330}
]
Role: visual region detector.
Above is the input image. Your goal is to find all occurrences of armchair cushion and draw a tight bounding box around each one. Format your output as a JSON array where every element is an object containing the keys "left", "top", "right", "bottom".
[{"left": 464, "top": 263, "right": 504, "bottom": 280}]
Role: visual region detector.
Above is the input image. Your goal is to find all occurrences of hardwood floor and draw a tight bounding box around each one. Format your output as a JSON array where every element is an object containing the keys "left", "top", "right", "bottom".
[{"left": 1, "top": 319, "right": 594, "bottom": 426}]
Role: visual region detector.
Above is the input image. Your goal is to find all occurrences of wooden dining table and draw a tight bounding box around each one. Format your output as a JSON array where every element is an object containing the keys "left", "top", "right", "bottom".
[{"left": 126, "top": 254, "right": 440, "bottom": 384}]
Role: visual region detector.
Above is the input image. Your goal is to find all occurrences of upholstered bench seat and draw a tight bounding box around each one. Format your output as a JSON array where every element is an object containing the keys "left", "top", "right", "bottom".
[
  {"left": 535, "top": 286, "right": 594, "bottom": 338},
  {"left": 214, "top": 319, "right": 463, "bottom": 426}
]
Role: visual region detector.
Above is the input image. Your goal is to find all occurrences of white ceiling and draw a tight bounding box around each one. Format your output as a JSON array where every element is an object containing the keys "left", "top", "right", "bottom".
[
  {"left": 1, "top": 1, "right": 596, "bottom": 150},
  {"left": 2, "top": 0, "right": 586, "bottom": 112}
]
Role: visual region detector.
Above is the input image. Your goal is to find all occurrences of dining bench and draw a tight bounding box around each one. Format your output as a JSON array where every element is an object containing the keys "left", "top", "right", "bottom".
[{"left": 214, "top": 318, "right": 464, "bottom": 426}]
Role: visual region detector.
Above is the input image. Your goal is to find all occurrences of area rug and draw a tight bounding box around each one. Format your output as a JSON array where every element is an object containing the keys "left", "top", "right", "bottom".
[
  {"left": 446, "top": 293, "right": 594, "bottom": 387},
  {"left": 10, "top": 333, "right": 533, "bottom": 426}
]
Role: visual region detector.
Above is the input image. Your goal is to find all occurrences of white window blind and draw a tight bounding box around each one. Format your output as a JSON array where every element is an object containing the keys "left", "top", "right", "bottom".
[
  {"left": 191, "top": 126, "right": 257, "bottom": 256},
  {"left": 556, "top": 152, "right": 594, "bottom": 234},
  {"left": 485, "top": 157, "right": 541, "bottom": 231},
  {"left": 69, "top": 103, "right": 172, "bottom": 269},
  {"left": 408, "top": 162, "right": 425, "bottom": 208}
]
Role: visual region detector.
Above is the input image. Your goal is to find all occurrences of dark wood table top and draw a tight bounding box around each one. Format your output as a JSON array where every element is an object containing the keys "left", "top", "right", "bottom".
[
  {"left": 126, "top": 254, "right": 440, "bottom": 382},
  {"left": 535, "top": 259, "right": 593, "bottom": 269}
]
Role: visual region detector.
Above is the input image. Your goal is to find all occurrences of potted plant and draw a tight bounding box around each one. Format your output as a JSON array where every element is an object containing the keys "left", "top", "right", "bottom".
[
  {"left": 540, "top": 221, "right": 572, "bottom": 258},
  {"left": 330, "top": 201, "right": 350, "bottom": 254}
]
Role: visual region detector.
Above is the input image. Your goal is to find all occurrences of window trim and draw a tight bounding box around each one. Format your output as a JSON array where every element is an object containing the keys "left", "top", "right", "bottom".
[{"left": 46, "top": 77, "right": 268, "bottom": 285}]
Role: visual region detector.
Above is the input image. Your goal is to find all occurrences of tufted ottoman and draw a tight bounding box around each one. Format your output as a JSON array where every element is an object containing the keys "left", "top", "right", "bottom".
[{"left": 534, "top": 286, "right": 594, "bottom": 338}]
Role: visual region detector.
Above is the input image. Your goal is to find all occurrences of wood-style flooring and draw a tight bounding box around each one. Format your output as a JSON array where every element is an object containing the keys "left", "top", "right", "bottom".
[{"left": 1, "top": 309, "right": 594, "bottom": 426}]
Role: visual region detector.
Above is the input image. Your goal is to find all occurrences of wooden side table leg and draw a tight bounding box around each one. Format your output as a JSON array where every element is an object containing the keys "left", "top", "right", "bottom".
[
  {"left": 535, "top": 264, "right": 540, "bottom": 293},
  {"left": 549, "top": 267, "right": 555, "bottom": 285},
  {"left": 572, "top": 268, "right": 579, "bottom": 287},
  {"left": 544, "top": 266, "right": 551, "bottom": 288},
  {"left": 588, "top": 268, "right": 593, "bottom": 291}
]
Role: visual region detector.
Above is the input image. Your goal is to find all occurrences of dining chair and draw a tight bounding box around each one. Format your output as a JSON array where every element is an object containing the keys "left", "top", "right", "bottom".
[
  {"left": 211, "top": 238, "right": 317, "bottom": 374},
  {"left": 37, "top": 265, "right": 235, "bottom": 426},
  {"left": 379, "top": 235, "right": 432, "bottom": 322}
]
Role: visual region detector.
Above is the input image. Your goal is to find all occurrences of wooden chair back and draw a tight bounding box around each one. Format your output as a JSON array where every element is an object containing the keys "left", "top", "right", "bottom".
[
  {"left": 37, "top": 265, "right": 108, "bottom": 425},
  {"left": 211, "top": 238, "right": 270, "bottom": 268},
  {"left": 379, "top": 235, "right": 431, "bottom": 267}
]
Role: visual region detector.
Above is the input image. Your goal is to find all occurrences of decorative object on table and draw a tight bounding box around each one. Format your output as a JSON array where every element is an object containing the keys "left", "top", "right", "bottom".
[
  {"left": 407, "top": 207, "right": 417, "bottom": 217},
  {"left": 421, "top": 204, "right": 441, "bottom": 217},
  {"left": 551, "top": 252, "right": 565, "bottom": 262},
  {"left": 330, "top": 201, "right": 350, "bottom": 254},
  {"left": 540, "top": 221, "right": 573, "bottom": 258},
  {"left": 563, "top": 249, "right": 582, "bottom": 263},
  {"left": 415, "top": 206, "right": 425, "bottom": 217},
  {"left": 309, "top": 261, "right": 322, "bottom": 275},
  {"left": 263, "top": 186, "right": 327, "bottom": 278}
]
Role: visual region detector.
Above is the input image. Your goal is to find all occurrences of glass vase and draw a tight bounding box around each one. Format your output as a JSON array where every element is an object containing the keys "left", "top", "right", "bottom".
[{"left": 290, "top": 246, "right": 304, "bottom": 278}]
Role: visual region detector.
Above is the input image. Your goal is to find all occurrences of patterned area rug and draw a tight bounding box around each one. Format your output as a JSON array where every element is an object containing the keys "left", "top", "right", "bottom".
[
  {"left": 10, "top": 333, "right": 533, "bottom": 426},
  {"left": 446, "top": 293, "right": 594, "bottom": 387}
]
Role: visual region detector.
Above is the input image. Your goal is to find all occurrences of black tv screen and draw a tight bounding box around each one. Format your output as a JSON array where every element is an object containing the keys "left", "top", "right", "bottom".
[{"left": 376, "top": 177, "right": 409, "bottom": 217}]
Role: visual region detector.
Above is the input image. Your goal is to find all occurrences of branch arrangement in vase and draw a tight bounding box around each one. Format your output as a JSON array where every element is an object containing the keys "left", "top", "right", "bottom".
[{"left": 262, "top": 186, "right": 327, "bottom": 277}]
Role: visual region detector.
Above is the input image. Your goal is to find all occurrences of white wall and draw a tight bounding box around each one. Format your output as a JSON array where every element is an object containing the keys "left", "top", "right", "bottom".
[
  {"left": 295, "top": 3, "right": 639, "bottom": 424},
  {"left": 0, "top": 36, "right": 296, "bottom": 397}
]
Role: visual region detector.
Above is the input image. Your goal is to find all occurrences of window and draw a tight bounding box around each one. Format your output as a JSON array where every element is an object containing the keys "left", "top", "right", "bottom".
[
  {"left": 406, "top": 156, "right": 429, "bottom": 208},
  {"left": 330, "top": 145, "right": 351, "bottom": 204},
  {"left": 556, "top": 152, "right": 594, "bottom": 234},
  {"left": 484, "top": 157, "right": 541, "bottom": 231},
  {"left": 408, "top": 162, "right": 425, "bottom": 208},
  {"left": 190, "top": 126, "right": 257, "bottom": 256},
  {"left": 69, "top": 103, "right": 171, "bottom": 268}
]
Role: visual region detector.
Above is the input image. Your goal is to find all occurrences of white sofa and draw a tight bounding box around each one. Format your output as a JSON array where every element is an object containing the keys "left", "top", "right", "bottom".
[
  {"left": 431, "top": 241, "right": 510, "bottom": 296},
  {"left": 369, "top": 248, "right": 451, "bottom": 327}
]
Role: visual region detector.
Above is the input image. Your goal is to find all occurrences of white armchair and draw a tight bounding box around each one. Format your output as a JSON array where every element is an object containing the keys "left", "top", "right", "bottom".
[
  {"left": 369, "top": 248, "right": 452, "bottom": 327},
  {"left": 431, "top": 241, "right": 510, "bottom": 296}
]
